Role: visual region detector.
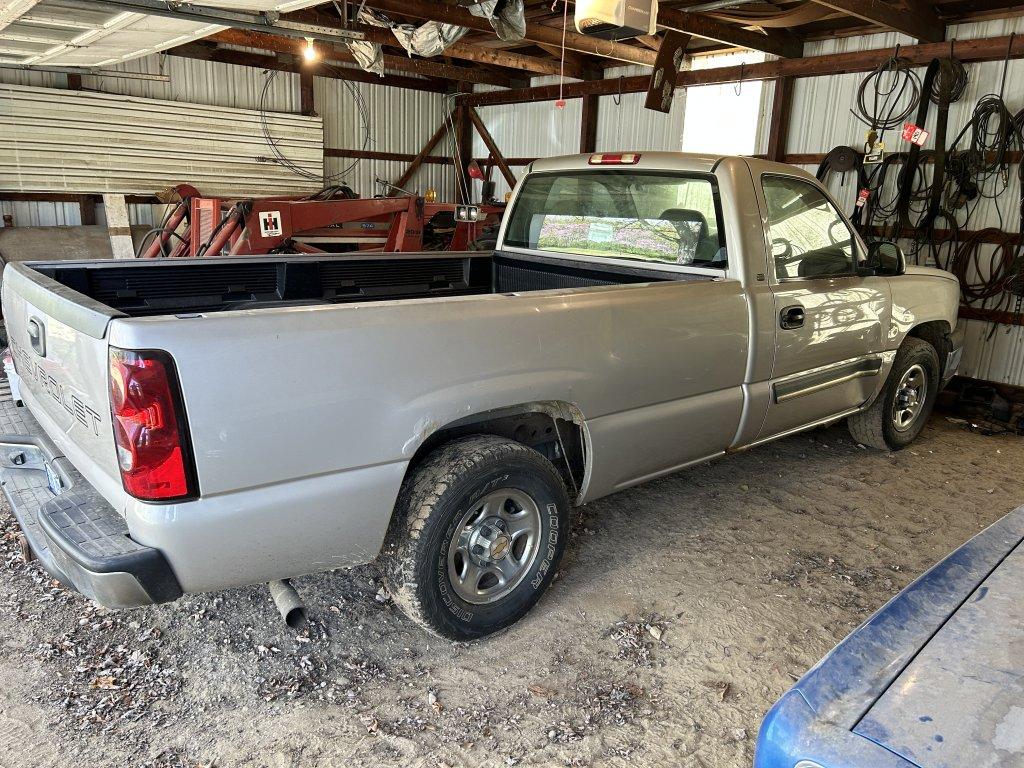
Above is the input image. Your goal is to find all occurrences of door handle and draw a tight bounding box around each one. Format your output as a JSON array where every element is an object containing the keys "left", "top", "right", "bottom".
[{"left": 780, "top": 305, "right": 805, "bottom": 330}]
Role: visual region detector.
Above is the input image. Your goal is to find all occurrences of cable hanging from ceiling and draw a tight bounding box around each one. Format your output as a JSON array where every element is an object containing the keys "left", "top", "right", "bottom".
[{"left": 258, "top": 66, "right": 373, "bottom": 185}]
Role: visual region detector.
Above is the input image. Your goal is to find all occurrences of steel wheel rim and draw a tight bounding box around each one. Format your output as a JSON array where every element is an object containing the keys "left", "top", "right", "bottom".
[
  {"left": 893, "top": 363, "right": 928, "bottom": 432},
  {"left": 447, "top": 488, "right": 542, "bottom": 605}
]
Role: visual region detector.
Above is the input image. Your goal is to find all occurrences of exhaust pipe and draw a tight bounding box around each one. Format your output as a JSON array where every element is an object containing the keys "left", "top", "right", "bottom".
[{"left": 268, "top": 579, "right": 307, "bottom": 629}]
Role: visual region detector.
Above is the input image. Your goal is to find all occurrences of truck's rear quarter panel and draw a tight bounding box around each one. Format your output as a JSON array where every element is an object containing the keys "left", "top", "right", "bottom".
[{"left": 109, "top": 277, "right": 748, "bottom": 592}]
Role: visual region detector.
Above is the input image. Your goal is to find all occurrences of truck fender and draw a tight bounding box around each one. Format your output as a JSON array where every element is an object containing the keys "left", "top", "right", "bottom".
[{"left": 402, "top": 401, "right": 590, "bottom": 504}]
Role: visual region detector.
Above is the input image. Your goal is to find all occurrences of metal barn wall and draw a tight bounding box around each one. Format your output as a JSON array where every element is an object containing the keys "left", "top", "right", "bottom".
[
  {"left": 317, "top": 76, "right": 454, "bottom": 199},
  {"left": 789, "top": 16, "right": 1024, "bottom": 386},
  {"left": 74, "top": 55, "right": 302, "bottom": 112},
  {"left": 472, "top": 55, "right": 772, "bottom": 200},
  {"left": 473, "top": 75, "right": 582, "bottom": 200},
  {"left": 0, "top": 54, "right": 316, "bottom": 226},
  {"left": 0, "top": 83, "right": 322, "bottom": 196}
]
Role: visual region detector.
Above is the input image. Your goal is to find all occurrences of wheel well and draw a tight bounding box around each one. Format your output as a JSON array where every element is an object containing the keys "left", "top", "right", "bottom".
[
  {"left": 407, "top": 404, "right": 587, "bottom": 500},
  {"left": 908, "top": 320, "right": 951, "bottom": 374}
]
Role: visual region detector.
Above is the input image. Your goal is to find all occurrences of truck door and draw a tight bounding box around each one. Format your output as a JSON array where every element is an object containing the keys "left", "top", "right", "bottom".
[{"left": 755, "top": 173, "right": 891, "bottom": 440}]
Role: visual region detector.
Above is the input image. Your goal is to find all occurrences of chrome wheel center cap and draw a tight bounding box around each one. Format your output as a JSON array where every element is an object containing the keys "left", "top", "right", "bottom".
[
  {"left": 489, "top": 534, "right": 511, "bottom": 560},
  {"left": 466, "top": 516, "right": 510, "bottom": 564}
]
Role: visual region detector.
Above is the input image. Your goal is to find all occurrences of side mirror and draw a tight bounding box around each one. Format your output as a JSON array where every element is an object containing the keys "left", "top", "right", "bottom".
[{"left": 863, "top": 240, "right": 907, "bottom": 277}]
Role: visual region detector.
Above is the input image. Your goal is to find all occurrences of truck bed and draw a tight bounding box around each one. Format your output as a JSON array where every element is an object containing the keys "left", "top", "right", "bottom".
[{"left": 29, "top": 252, "right": 700, "bottom": 317}]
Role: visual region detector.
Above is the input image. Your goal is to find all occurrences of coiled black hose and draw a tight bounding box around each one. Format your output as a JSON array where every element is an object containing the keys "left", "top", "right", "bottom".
[{"left": 854, "top": 54, "right": 922, "bottom": 133}]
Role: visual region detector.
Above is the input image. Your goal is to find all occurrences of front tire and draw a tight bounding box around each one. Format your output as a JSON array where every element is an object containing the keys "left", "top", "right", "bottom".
[
  {"left": 848, "top": 337, "right": 940, "bottom": 450},
  {"left": 384, "top": 436, "right": 570, "bottom": 640}
]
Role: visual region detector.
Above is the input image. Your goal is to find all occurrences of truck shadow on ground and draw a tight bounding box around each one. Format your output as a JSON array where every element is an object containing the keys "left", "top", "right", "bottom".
[{"left": 0, "top": 416, "right": 1019, "bottom": 768}]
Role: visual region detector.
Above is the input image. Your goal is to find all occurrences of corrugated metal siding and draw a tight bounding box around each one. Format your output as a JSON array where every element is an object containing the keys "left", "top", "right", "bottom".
[
  {"left": 317, "top": 75, "right": 453, "bottom": 198},
  {"left": 0, "top": 82, "right": 323, "bottom": 195},
  {"left": 475, "top": 57, "right": 769, "bottom": 199},
  {"left": 0, "top": 200, "right": 79, "bottom": 226},
  {"left": 596, "top": 65, "right": 685, "bottom": 156},
  {"left": 790, "top": 20, "right": 1024, "bottom": 158},
  {"left": 0, "top": 53, "right": 299, "bottom": 113},
  {"left": 0, "top": 67, "right": 65, "bottom": 89},
  {"left": 77, "top": 55, "right": 300, "bottom": 112},
  {"left": 960, "top": 319, "right": 1024, "bottom": 386},
  {"left": 475, "top": 75, "right": 582, "bottom": 199},
  {"left": 789, "top": 17, "right": 1024, "bottom": 386}
]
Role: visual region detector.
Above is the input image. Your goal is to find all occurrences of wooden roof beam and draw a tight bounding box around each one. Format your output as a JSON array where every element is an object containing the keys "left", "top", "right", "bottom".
[
  {"left": 207, "top": 29, "right": 517, "bottom": 87},
  {"left": 635, "top": 34, "right": 664, "bottom": 51},
  {"left": 366, "top": 0, "right": 657, "bottom": 66},
  {"left": 167, "top": 41, "right": 447, "bottom": 92},
  {"left": 457, "top": 31, "right": 1024, "bottom": 106},
  {"left": 284, "top": 8, "right": 583, "bottom": 78},
  {"left": 657, "top": 5, "right": 803, "bottom": 57},
  {"left": 810, "top": 0, "right": 945, "bottom": 42}
]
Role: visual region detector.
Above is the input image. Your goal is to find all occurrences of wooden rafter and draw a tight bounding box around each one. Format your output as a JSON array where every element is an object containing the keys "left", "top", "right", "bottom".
[
  {"left": 457, "top": 31, "right": 1024, "bottom": 106},
  {"left": 657, "top": 6, "right": 803, "bottom": 58},
  {"left": 208, "top": 29, "right": 518, "bottom": 88},
  {"left": 810, "top": 0, "right": 945, "bottom": 42},
  {"left": 166, "top": 42, "right": 447, "bottom": 92},
  {"left": 635, "top": 34, "right": 664, "bottom": 52},
  {"left": 284, "top": 9, "right": 584, "bottom": 78},
  {"left": 365, "top": 0, "right": 657, "bottom": 66}
]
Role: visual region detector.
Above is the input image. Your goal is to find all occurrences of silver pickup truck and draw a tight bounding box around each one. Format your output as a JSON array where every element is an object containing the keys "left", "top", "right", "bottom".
[{"left": 0, "top": 152, "right": 962, "bottom": 639}]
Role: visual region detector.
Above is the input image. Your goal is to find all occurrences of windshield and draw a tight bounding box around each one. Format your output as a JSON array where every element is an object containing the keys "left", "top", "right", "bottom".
[{"left": 502, "top": 171, "right": 726, "bottom": 268}]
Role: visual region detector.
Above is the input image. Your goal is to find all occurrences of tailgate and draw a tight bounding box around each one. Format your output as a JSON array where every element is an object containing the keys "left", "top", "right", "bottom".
[{"left": 2, "top": 263, "right": 126, "bottom": 506}]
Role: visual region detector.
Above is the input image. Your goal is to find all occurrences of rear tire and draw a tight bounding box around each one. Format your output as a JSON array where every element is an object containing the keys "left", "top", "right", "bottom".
[
  {"left": 848, "top": 337, "right": 940, "bottom": 450},
  {"left": 384, "top": 436, "right": 570, "bottom": 640}
]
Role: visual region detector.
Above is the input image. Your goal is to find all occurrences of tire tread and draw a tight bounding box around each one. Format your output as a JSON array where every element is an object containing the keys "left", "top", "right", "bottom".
[
  {"left": 848, "top": 337, "right": 938, "bottom": 451},
  {"left": 383, "top": 435, "right": 566, "bottom": 637}
]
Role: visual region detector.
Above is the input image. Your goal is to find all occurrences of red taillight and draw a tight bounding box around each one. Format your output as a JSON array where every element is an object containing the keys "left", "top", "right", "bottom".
[
  {"left": 588, "top": 153, "right": 641, "bottom": 165},
  {"left": 109, "top": 347, "right": 195, "bottom": 501}
]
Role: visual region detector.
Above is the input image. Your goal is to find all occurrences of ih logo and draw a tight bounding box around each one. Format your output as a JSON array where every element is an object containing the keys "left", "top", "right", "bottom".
[{"left": 259, "top": 210, "right": 283, "bottom": 237}]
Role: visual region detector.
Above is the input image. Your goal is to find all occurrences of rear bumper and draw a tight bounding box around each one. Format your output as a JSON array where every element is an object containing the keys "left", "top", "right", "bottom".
[{"left": 0, "top": 396, "right": 181, "bottom": 608}]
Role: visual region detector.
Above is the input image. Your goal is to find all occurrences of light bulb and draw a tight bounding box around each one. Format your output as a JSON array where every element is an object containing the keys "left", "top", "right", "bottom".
[{"left": 303, "top": 38, "right": 317, "bottom": 63}]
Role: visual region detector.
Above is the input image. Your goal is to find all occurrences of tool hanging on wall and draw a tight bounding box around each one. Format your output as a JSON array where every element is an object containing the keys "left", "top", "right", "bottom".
[
  {"left": 895, "top": 57, "right": 959, "bottom": 237},
  {"left": 815, "top": 146, "right": 869, "bottom": 224},
  {"left": 851, "top": 48, "right": 921, "bottom": 166}
]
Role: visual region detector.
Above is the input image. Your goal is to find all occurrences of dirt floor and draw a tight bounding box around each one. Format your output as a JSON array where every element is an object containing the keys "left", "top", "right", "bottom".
[{"left": 0, "top": 415, "right": 1020, "bottom": 768}]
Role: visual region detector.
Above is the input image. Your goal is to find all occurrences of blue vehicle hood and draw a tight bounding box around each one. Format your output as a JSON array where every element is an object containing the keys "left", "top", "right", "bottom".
[
  {"left": 854, "top": 541, "right": 1024, "bottom": 767},
  {"left": 756, "top": 505, "right": 1024, "bottom": 768}
]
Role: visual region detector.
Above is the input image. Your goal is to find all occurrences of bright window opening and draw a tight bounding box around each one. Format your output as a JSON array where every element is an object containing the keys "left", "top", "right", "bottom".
[{"left": 681, "top": 51, "right": 767, "bottom": 155}]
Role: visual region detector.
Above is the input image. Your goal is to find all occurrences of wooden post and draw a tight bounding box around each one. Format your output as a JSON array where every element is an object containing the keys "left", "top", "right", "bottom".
[
  {"left": 467, "top": 108, "right": 516, "bottom": 189},
  {"left": 102, "top": 194, "right": 136, "bottom": 258},
  {"left": 453, "top": 85, "right": 473, "bottom": 203},
  {"left": 299, "top": 70, "right": 315, "bottom": 116},
  {"left": 766, "top": 76, "right": 794, "bottom": 162},
  {"left": 580, "top": 93, "right": 599, "bottom": 154},
  {"left": 78, "top": 195, "right": 97, "bottom": 225}
]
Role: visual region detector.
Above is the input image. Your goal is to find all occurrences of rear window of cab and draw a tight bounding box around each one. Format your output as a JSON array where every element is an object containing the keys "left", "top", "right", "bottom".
[{"left": 503, "top": 171, "right": 727, "bottom": 269}]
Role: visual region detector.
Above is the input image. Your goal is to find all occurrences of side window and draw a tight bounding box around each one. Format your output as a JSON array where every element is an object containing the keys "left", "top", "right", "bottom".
[{"left": 762, "top": 175, "right": 857, "bottom": 280}]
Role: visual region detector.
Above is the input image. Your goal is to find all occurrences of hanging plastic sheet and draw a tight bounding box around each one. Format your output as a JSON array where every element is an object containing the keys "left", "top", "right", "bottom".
[
  {"left": 471, "top": 0, "right": 526, "bottom": 43},
  {"left": 344, "top": 7, "right": 388, "bottom": 75},
  {"left": 344, "top": 0, "right": 527, "bottom": 74}
]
